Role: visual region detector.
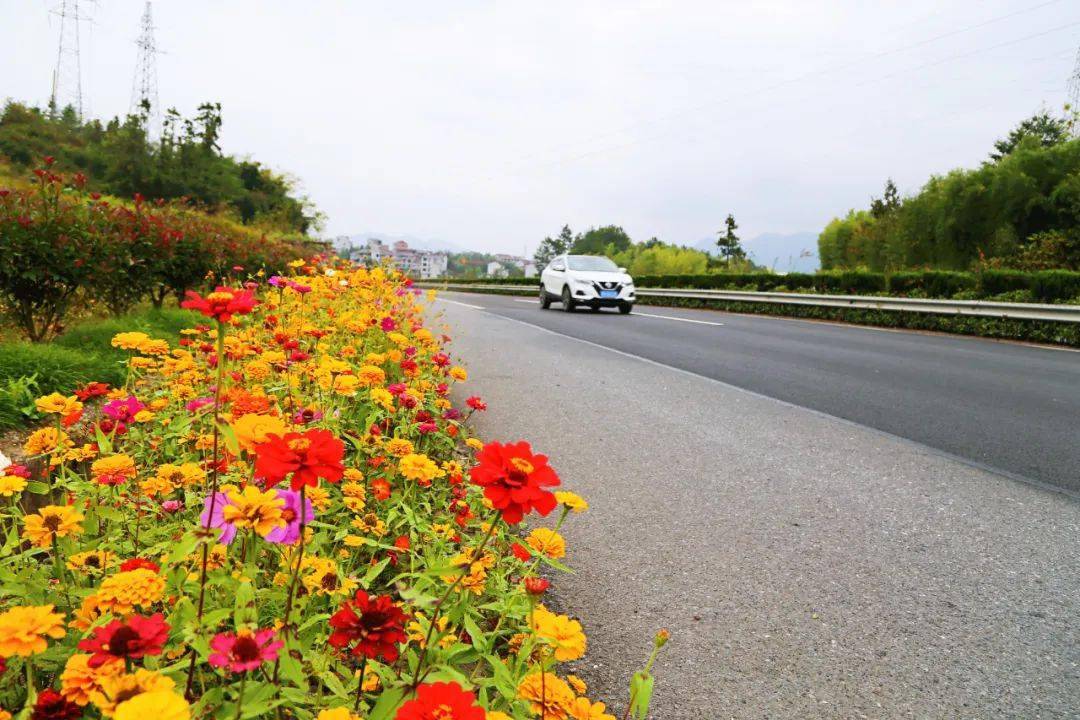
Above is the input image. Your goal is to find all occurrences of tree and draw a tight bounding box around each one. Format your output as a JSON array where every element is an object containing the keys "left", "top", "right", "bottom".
[
  {"left": 870, "top": 178, "right": 900, "bottom": 219},
  {"left": 990, "top": 111, "right": 1070, "bottom": 161},
  {"left": 534, "top": 224, "right": 572, "bottom": 267},
  {"left": 571, "top": 225, "right": 631, "bottom": 255},
  {"left": 715, "top": 213, "right": 744, "bottom": 263}
]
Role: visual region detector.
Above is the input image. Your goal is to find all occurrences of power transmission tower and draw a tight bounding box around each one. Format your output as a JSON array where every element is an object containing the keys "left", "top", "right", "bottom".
[
  {"left": 49, "top": 0, "right": 93, "bottom": 120},
  {"left": 130, "top": 1, "right": 162, "bottom": 136},
  {"left": 1067, "top": 46, "right": 1080, "bottom": 136}
]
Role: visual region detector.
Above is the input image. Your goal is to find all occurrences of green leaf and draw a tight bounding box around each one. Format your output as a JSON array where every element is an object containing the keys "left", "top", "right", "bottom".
[
  {"left": 233, "top": 580, "right": 257, "bottom": 628},
  {"left": 217, "top": 421, "right": 240, "bottom": 456},
  {"left": 278, "top": 651, "right": 307, "bottom": 688},
  {"left": 362, "top": 557, "right": 391, "bottom": 587},
  {"left": 367, "top": 686, "right": 406, "bottom": 720},
  {"left": 321, "top": 669, "right": 349, "bottom": 699},
  {"left": 25, "top": 481, "right": 50, "bottom": 494}
]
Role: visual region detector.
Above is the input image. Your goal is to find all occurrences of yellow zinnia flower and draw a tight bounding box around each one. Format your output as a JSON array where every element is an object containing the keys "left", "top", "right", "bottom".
[
  {"left": 555, "top": 491, "right": 589, "bottom": 513},
  {"left": 0, "top": 605, "right": 66, "bottom": 656},
  {"left": 111, "top": 331, "right": 150, "bottom": 350},
  {"left": 91, "top": 454, "right": 138, "bottom": 485},
  {"left": 23, "top": 504, "right": 84, "bottom": 548},
  {"left": 114, "top": 690, "right": 190, "bottom": 720},
  {"left": 60, "top": 653, "right": 123, "bottom": 705},
  {"left": 530, "top": 606, "right": 587, "bottom": 661},
  {"left": 231, "top": 413, "right": 289, "bottom": 453},
  {"left": 96, "top": 568, "right": 166, "bottom": 615},
  {"left": 316, "top": 709, "right": 360, "bottom": 720},
  {"left": 24, "top": 426, "right": 71, "bottom": 456},
  {"left": 398, "top": 453, "right": 444, "bottom": 483},
  {"left": 517, "top": 672, "right": 576, "bottom": 720},
  {"left": 91, "top": 669, "right": 176, "bottom": 717},
  {"left": 35, "top": 392, "right": 82, "bottom": 416},
  {"left": 526, "top": 527, "right": 566, "bottom": 559},
  {"left": 384, "top": 437, "right": 414, "bottom": 457},
  {"left": 0, "top": 474, "right": 27, "bottom": 497},
  {"left": 222, "top": 485, "right": 285, "bottom": 537}
]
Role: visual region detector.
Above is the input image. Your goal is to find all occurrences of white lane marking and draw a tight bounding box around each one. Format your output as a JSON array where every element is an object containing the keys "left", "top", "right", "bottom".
[
  {"left": 634, "top": 311, "right": 723, "bottom": 327},
  {"left": 474, "top": 310, "right": 1078, "bottom": 500},
  {"left": 516, "top": 299, "right": 723, "bottom": 326},
  {"left": 439, "top": 298, "right": 485, "bottom": 310}
]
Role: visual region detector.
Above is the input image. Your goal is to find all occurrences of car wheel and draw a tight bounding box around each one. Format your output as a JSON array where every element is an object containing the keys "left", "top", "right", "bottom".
[
  {"left": 619, "top": 302, "right": 632, "bottom": 314},
  {"left": 561, "top": 286, "right": 575, "bottom": 312},
  {"left": 539, "top": 285, "right": 551, "bottom": 309}
]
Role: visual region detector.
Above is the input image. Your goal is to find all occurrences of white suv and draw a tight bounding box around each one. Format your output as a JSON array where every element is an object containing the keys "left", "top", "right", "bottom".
[{"left": 540, "top": 254, "right": 635, "bottom": 314}]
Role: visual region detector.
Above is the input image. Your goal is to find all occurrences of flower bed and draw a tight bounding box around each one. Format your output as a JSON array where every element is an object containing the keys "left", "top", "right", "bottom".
[{"left": 0, "top": 260, "right": 663, "bottom": 719}]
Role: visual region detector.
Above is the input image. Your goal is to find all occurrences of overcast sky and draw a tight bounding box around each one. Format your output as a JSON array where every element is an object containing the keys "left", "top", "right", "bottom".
[{"left": 3, "top": 0, "right": 1078, "bottom": 254}]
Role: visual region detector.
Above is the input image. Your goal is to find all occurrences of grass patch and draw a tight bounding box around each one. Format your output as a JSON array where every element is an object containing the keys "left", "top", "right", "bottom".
[{"left": 0, "top": 306, "right": 198, "bottom": 430}]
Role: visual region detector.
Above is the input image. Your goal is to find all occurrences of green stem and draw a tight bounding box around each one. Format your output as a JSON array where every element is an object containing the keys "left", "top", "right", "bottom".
[
  {"left": 410, "top": 510, "right": 500, "bottom": 689},
  {"left": 234, "top": 673, "right": 247, "bottom": 720}
]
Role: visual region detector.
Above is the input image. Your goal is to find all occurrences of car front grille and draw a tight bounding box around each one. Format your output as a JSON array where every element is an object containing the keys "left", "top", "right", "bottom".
[{"left": 592, "top": 281, "right": 622, "bottom": 292}]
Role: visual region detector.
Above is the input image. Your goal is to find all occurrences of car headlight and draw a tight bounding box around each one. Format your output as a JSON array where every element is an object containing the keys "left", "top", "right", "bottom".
[{"left": 572, "top": 278, "right": 594, "bottom": 288}]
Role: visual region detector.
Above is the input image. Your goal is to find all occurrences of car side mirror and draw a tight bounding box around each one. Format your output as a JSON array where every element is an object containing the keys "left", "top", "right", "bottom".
[{"left": 618, "top": 267, "right": 627, "bottom": 273}]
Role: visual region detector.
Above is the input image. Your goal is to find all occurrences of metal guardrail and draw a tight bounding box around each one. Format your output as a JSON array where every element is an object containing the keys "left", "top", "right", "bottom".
[{"left": 417, "top": 282, "right": 1080, "bottom": 324}]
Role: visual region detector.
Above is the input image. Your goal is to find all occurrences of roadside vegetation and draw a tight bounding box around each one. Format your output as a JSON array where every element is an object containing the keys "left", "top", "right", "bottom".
[
  {"left": 819, "top": 111, "right": 1080, "bottom": 272},
  {"left": 0, "top": 101, "right": 319, "bottom": 235},
  {"left": 0, "top": 261, "right": 663, "bottom": 719}
]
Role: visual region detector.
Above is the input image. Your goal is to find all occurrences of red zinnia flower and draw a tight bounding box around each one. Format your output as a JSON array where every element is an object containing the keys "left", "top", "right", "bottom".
[
  {"left": 181, "top": 286, "right": 258, "bottom": 323},
  {"left": 465, "top": 396, "right": 486, "bottom": 411},
  {"left": 209, "top": 628, "right": 283, "bottom": 673},
  {"left": 119, "top": 557, "right": 160, "bottom": 573},
  {"left": 31, "top": 689, "right": 82, "bottom": 720},
  {"left": 253, "top": 428, "right": 345, "bottom": 491},
  {"left": 78, "top": 613, "right": 170, "bottom": 668},
  {"left": 510, "top": 542, "right": 532, "bottom": 561},
  {"left": 394, "top": 681, "right": 485, "bottom": 720},
  {"left": 469, "top": 441, "right": 560, "bottom": 524},
  {"left": 327, "top": 590, "right": 408, "bottom": 662}
]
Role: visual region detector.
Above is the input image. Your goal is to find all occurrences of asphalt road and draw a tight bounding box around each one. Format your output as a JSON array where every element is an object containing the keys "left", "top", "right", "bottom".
[
  {"left": 434, "top": 297, "right": 1080, "bottom": 719},
  {"left": 441, "top": 291, "right": 1080, "bottom": 495}
]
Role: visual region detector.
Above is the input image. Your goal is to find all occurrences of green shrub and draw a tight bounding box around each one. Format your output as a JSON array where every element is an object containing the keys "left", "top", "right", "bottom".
[
  {"left": 1028, "top": 270, "right": 1080, "bottom": 303},
  {"left": 0, "top": 341, "right": 122, "bottom": 395},
  {"left": 0, "top": 375, "right": 40, "bottom": 430},
  {"left": 53, "top": 308, "right": 196, "bottom": 357},
  {"left": 978, "top": 270, "right": 1029, "bottom": 296}
]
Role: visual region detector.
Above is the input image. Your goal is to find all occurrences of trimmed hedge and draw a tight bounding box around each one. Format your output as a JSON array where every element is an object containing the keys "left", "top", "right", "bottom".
[{"left": 430, "top": 270, "right": 1080, "bottom": 303}]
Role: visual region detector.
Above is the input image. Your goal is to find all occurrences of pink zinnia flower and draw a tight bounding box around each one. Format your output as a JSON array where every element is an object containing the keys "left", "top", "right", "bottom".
[
  {"left": 200, "top": 491, "right": 238, "bottom": 544},
  {"left": 209, "top": 628, "right": 283, "bottom": 673},
  {"left": 264, "top": 489, "right": 314, "bottom": 545},
  {"left": 102, "top": 396, "right": 145, "bottom": 423},
  {"left": 380, "top": 316, "right": 397, "bottom": 332}
]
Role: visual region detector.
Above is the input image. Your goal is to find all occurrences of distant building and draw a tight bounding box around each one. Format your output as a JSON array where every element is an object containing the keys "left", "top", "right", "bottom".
[
  {"left": 485, "top": 255, "right": 536, "bottom": 278},
  {"left": 349, "top": 238, "right": 447, "bottom": 279}
]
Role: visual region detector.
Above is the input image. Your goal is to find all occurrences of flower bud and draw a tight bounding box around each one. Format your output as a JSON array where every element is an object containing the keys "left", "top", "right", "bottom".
[{"left": 524, "top": 577, "right": 550, "bottom": 596}]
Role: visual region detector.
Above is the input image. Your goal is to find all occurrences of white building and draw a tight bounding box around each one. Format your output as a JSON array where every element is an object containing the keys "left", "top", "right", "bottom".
[{"left": 350, "top": 238, "right": 448, "bottom": 279}]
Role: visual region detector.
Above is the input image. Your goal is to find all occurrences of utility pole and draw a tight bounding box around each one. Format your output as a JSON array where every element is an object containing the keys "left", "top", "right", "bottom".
[
  {"left": 1067, "top": 46, "right": 1080, "bottom": 136},
  {"left": 131, "top": 1, "right": 162, "bottom": 136},
  {"left": 49, "top": 0, "right": 92, "bottom": 120}
]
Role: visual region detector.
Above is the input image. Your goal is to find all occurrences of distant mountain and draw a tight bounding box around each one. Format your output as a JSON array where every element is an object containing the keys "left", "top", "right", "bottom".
[
  {"left": 333, "top": 232, "right": 466, "bottom": 254},
  {"left": 695, "top": 231, "right": 819, "bottom": 273}
]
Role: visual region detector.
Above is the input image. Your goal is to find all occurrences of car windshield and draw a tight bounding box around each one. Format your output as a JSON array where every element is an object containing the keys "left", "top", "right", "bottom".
[{"left": 566, "top": 256, "right": 619, "bottom": 272}]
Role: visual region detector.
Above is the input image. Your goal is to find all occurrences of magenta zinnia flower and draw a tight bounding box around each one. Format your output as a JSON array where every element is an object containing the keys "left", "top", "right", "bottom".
[
  {"left": 264, "top": 489, "right": 314, "bottom": 545},
  {"left": 102, "top": 395, "right": 145, "bottom": 423},
  {"left": 200, "top": 491, "right": 238, "bottom": 544},
  {"left": 209, "top": 628, "right": 283, "bottom": 672}
]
